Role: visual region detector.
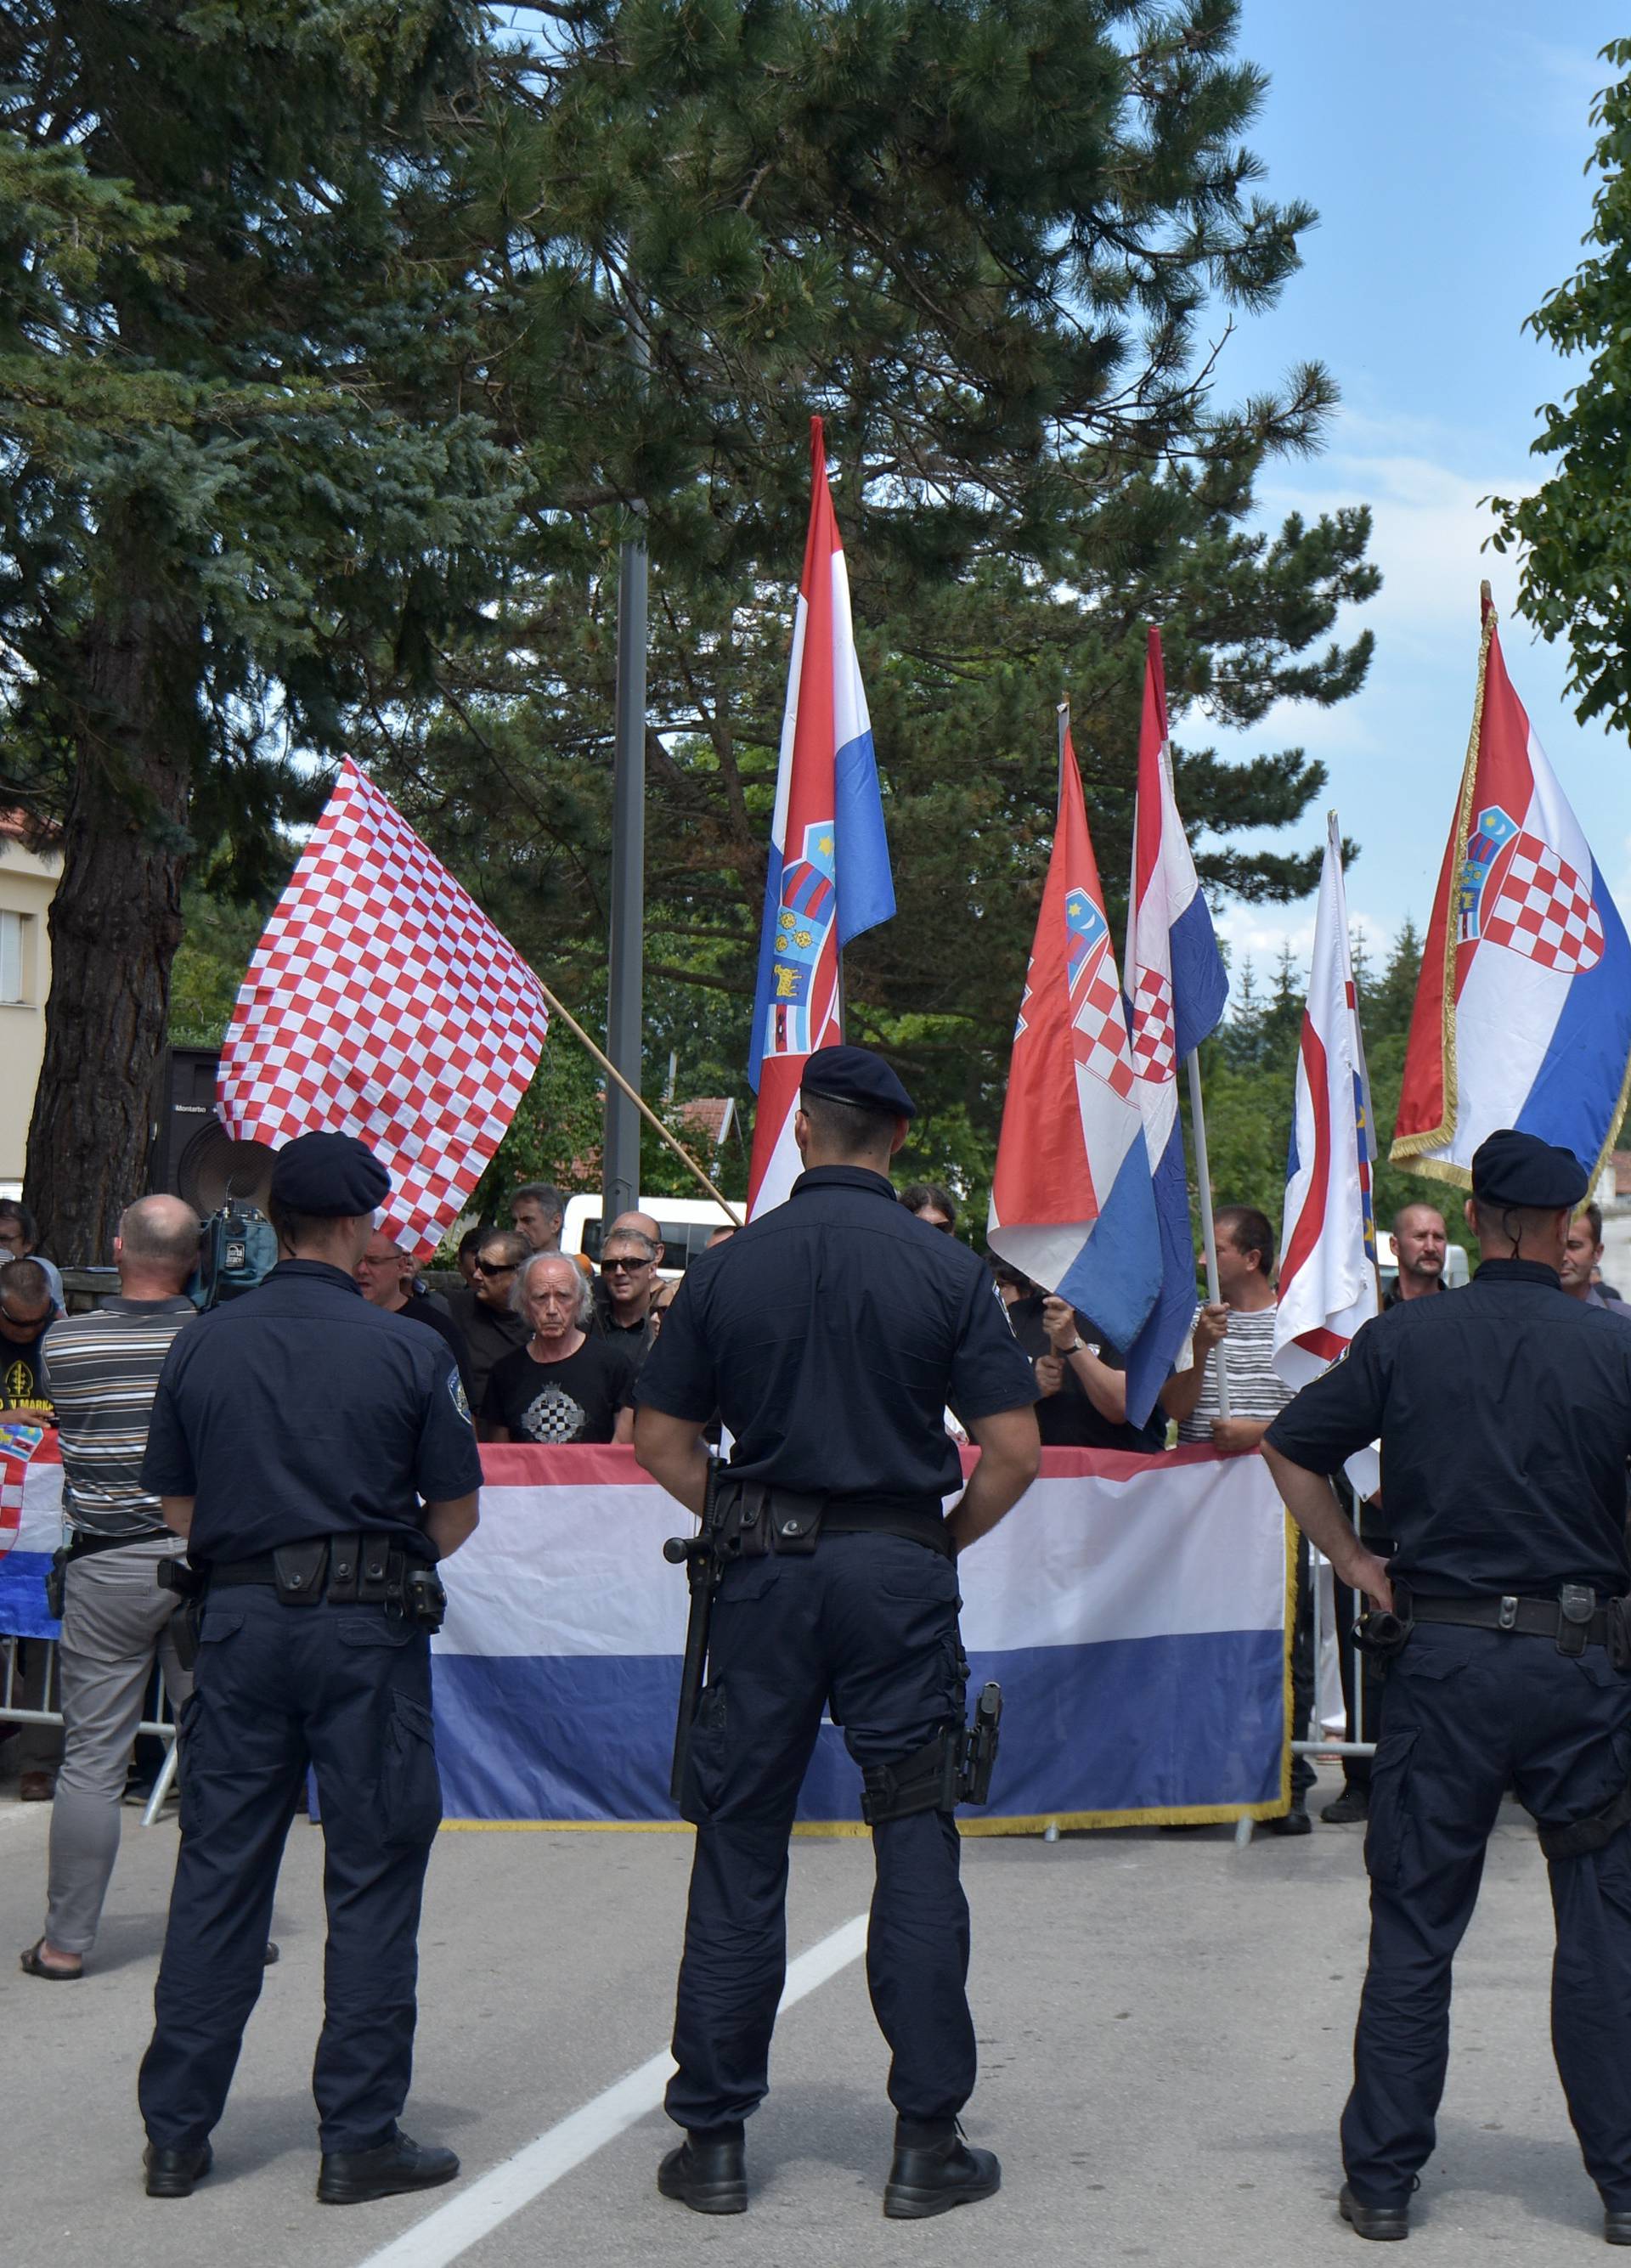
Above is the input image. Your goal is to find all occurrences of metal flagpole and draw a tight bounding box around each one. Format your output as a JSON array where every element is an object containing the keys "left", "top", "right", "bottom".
[
  {"left": 1126, "top": 733, "right": 1232, "bottom": 1424},
  {"left": 603, "top": 281, "right": 650, "bottom": 1227}
]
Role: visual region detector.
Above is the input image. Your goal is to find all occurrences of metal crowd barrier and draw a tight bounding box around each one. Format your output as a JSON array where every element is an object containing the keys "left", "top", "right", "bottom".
[{"left": 0, "top": 1637, "right": 180, "bottom": 1827}]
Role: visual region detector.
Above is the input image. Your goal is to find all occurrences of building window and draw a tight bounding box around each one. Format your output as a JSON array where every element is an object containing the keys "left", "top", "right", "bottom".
[{"left": 0, "top": 911, "right": 25, "bottom": 1004}]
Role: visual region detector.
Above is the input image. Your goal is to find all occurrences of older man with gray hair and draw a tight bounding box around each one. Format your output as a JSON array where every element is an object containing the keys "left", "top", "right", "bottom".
[
  {"left": 480, "top": 1251, "right": 637, "bottom": 1445},
  {"left": 20, "top": 1196, "right": 201, "bottom": 1979}
]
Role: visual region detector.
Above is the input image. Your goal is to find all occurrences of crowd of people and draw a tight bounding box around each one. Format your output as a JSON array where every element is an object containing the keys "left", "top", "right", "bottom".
[
  {"left": 4, "top": 1165, "right": 1628, "bottom": 1949},
  {"left": 4, "top": 1074, "right": 1631, "bottom": 2242}
]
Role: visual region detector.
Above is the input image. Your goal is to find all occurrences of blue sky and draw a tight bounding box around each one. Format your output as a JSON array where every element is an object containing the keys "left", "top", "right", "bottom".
[{"left": 1198, "top": 2, "right": 1627, "bottom": 983}]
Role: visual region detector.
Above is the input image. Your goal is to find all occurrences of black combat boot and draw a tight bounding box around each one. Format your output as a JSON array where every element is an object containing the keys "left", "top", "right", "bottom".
[
  {"left": 657, "top": 2125, "right": 748, "bottom": 2214},
  {"left": 144, "top": 2142, "right": 212, "bottom": 2198},
  {"left": 883, "top": 2123, "right": 1001, "bottom": 2219},
  {"left": 316, "top": 2130, "right": 459, "bottom": 2204},
  {"left": 1340, "top": 2181, "right": 1411, "bottom": 2239}
]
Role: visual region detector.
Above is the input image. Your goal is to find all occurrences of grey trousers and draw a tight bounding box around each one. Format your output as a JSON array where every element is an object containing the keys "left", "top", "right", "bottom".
[{"left": 45, "top": 1537, "right": 192, "bottom": 1955}]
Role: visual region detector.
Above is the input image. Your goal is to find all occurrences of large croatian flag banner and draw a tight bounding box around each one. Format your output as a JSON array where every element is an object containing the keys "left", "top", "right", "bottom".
[
  {"left": 1392, "top": 595, "right": 1631, "bottom": 1184},
  {"left": 1, "top": 1446, "right": 1293, "bottom": 1829}
]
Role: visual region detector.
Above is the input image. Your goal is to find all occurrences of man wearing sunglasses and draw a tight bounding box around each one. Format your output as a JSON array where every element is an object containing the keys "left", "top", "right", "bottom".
[
  {"left": 445, "top": 1231, "right": 532, "bottom": 1410},
  {"left": 594, "top": 1221, "right": 664, "bottom": 1351}
]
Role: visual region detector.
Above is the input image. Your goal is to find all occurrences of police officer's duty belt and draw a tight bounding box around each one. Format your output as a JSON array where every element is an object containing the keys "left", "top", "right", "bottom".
[
  {"left": 209, "top": 1533, "right": 415, "bottom": 1606},
  {"left": 714, "top": 1479, "right": 953, "bottom": 1559},
  {"left": 1411, "top": 1591, "right": 1621, "bottom": 1654}
]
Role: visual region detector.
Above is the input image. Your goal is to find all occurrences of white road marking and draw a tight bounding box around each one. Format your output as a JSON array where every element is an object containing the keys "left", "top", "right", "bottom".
[{"left": 353, "top": 1911, "right": 870, "bottom": 2268}]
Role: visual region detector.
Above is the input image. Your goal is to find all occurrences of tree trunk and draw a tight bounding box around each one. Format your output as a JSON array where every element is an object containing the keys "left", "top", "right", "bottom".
[{"left": 23, "top": 591, "right": 201, "bottom": 1264}]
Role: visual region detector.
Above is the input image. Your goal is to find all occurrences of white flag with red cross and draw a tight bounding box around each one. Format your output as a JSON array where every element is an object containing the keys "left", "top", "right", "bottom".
[{"left": 218, "top": 760, "right": 550, "bottom": 1259}]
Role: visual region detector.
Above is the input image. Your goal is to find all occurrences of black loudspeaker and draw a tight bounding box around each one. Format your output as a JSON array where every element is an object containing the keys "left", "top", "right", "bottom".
[{"left": 149, "top": 1048, "right": 277, "bottom": 1215}]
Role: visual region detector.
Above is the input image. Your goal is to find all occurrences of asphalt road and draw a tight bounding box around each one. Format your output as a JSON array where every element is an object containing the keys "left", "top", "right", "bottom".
[{"left": 0, "top": 1763, "right": 1611, "bottom": 2268}]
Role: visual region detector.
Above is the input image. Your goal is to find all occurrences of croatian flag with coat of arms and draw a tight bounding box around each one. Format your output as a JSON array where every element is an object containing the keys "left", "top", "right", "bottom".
[
  {"left": 1392, "top": 594, "right": 1631, "bottom": 1185},
  {"left": 746, "top": 419, "right": 895, "bottom": 1214},
  {"left": 988, "top": 715, "right": 1161, "bottom": 1352},
  {"left": 1122, "top": 629, "right": 1230, "bottom": 1427}
]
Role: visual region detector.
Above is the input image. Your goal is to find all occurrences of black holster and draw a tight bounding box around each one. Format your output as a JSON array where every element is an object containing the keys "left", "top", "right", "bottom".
[
  {"left": 721, "top": 1481, "right": 825, "bottom": 1557},
  {"left": 43, "top": 1548, "right": 68, "bottom": 1623},
  {"left": 1354, "top": 1580, "right": 1414, "bottom": 1658},
  {"left": 1538, "top": 1780, "right": 1631, "bottom": 1862},
  {"left": 156, "top": 1557, "right": 207, "bottom": 1673},
  {"left": 860, "top": 1683, "right": 1005, "bottom": 1824},
  {"left": 271, "top": 1537, "right": 330, "bottom": 1605}
]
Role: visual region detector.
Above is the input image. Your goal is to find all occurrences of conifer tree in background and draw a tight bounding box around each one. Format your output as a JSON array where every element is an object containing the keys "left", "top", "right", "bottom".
[
  {"left": 0, "top": 3, "right": 511, "bottom": 1254},
  {"left": 3, "top": 1, "right": 1382, "bottom": 1250},
  {"left": 364, "top": 0, "right": 1378, "bottom": 1189}
]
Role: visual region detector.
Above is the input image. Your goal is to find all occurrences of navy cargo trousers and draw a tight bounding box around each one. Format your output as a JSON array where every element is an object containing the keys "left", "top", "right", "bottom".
[
  {"left": 668, "top": 1530, "right": 974, "bottom": 2134},
  {"left": 1344, "top": 1622, "right": 1631, "bottom": 2209},
  {"left": 138, "top": 1588, "right": 443, "bottom": 2155}
]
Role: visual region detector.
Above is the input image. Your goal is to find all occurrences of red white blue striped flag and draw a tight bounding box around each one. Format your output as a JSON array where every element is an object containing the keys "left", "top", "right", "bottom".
[
  {"left": 746, "top": 420, "right": 895, "bottom": 1214},
  {"left": 1274, "top": 814, "right": 1378, "bottom": 1390}
]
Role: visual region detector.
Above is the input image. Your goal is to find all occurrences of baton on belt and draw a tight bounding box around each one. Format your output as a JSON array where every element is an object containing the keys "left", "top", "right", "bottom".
[{"left": 663, "top": 1457, "right": 728, "bottom": 1808}]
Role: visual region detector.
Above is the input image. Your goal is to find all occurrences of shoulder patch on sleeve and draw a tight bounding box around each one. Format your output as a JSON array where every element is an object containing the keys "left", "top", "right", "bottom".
[{"left": 449, "top": 1369, "right": 472, "bottom": 1426}]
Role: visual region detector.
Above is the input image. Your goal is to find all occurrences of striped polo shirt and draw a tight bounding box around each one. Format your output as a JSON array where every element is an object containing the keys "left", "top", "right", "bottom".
[
  {"left": 1175, "top": 1300, "right": 1290, "bottom": 1441},
  {"left": 44, "top": 1296, "right": 198, "bottom": 1539}
]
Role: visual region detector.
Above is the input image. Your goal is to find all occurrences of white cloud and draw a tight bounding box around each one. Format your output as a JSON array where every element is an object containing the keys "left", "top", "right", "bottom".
[
  {"left": 1212, "top": 901, "right": 1392, "bottom": 990},
  {"left": 1256, "top": 445, "right": 1532, "bottom": 658}
]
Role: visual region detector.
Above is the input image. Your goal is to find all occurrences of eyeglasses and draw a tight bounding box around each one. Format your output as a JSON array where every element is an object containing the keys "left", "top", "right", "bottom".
[
  {"left": 474, "top": 1258, "right": 517, "bottom": 1276},
  {"left": 602, "top": 1257, "right": 651, "bottom": 1274}
]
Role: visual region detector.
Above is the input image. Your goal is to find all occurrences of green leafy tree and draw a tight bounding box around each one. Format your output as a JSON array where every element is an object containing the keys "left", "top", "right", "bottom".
[
  {"left": 1491, "top": 39, "right": 1631, "bottom": 731},
  {"left": 1, "top": 2, "right": 513, "bottom": 1254}
]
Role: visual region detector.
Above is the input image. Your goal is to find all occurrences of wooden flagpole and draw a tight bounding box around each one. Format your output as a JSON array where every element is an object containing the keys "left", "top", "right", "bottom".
[{"left": 533, "top": 977, "right": 744, "bottom": 1227}]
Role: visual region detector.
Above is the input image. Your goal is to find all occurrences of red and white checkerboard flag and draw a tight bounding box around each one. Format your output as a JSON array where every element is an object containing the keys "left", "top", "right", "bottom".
[{"left": 218, "top": 761, "right": 551, "bottom": 1259}]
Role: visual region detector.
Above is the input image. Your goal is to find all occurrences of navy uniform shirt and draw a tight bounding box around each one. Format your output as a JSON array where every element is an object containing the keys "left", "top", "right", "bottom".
[
  {"left": 1265, "top": 1257, "right": 1631, "bottom": 1598},
  {"left": 141, "top": 1260, "right": 483, "bottom": 1563},
  {"left": 635, "top": 1166, "right": 1038, "bottom": 1504}
]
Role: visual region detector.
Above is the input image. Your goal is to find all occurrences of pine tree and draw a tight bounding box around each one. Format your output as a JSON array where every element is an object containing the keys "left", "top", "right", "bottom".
[
  {"left": 1, "top": 3, "right": 513, "bottom": 1252},
  {"left": 362, "top": 0, "right": 1378, "bottom": 1199}
]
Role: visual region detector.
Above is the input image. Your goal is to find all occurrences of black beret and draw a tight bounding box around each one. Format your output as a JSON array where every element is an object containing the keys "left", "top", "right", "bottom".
[
  {"left": 1470, "top": 1127, "right": 1589, "bottom": 1211},
  {"left": 801, "top": 1044, "right": 917, "bottom": 1121},
  {"left": 269, "top": 1131, "right": 391, "bottom": 1217}
]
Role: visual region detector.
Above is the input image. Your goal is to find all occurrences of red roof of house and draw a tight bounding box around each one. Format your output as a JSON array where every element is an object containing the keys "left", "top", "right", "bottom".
[{"left": 676, "top": 1097, "right": 738, "bottom": 1148}]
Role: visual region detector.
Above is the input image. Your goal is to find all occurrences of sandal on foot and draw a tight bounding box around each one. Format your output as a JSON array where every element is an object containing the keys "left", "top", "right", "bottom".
[{"left": 20, "top": 1938, "right": 82, "bottom": 1980}]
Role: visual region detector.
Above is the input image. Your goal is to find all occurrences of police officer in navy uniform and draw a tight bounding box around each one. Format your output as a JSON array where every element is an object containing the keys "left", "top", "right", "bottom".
[
  {"left": 1261, "top": 1129, "right": 1631, "bottom": 2244},
  {"left": 633, "top": 1046, "right": 1041, "bottom": 2220},
  {"left": 136, "top": 1133, "right": 483, "bottom": 2203}
]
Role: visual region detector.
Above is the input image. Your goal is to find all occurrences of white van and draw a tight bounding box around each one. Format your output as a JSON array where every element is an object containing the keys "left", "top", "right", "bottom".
[{"left": 561, "top": 1193, "right": 742, "bottom": 1279}]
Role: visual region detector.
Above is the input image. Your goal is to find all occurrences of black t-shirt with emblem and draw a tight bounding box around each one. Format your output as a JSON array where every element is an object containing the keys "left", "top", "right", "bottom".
[
  {"left": 0, "top": 1322, "right": 53, "bottom": 1417},
  {"left": 483, "top": 1336, "right": 638, "bottom": 1444}
]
